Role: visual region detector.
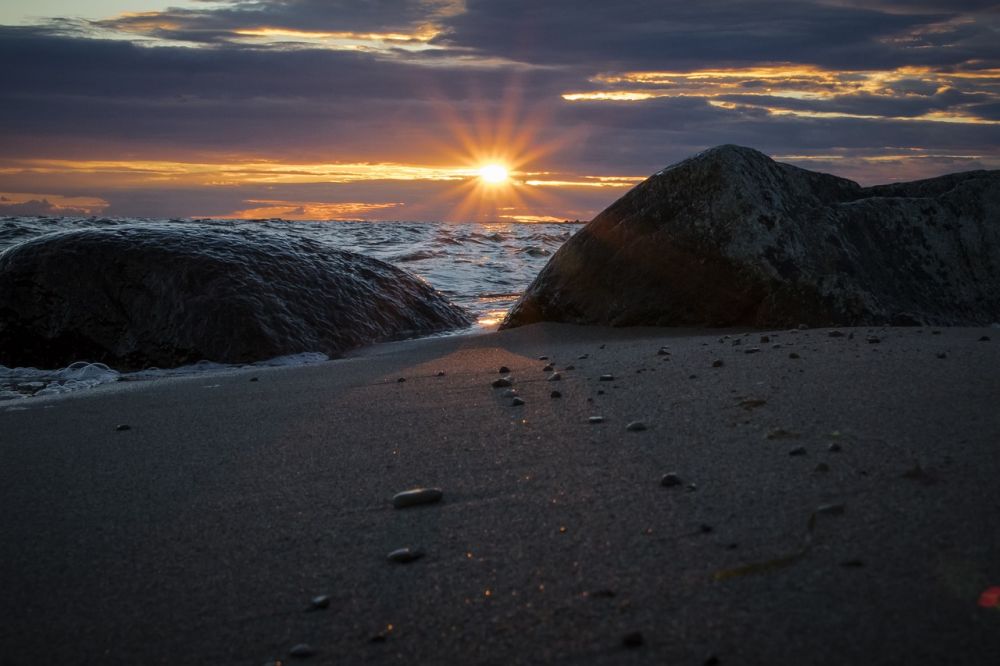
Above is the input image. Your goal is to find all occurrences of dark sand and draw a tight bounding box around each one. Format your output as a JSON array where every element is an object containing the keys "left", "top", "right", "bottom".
[{"left": 2, "top": 323, "right": 999, "bottom": 664}]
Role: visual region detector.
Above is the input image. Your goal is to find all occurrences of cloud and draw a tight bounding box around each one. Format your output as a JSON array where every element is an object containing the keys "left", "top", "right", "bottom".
[{"left": 0, "top": 197, "right": 100, "bottom": 217}]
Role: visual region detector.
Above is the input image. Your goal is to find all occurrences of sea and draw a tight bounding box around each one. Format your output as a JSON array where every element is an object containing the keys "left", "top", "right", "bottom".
[{"left": 0, "top": 216, "right": 581, "bottom": 399}]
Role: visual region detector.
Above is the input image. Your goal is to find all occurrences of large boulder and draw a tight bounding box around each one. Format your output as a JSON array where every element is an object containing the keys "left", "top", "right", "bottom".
[
  {"left": 502, "top": 145, "right": 1000, "bottom": 328},
  {"left": 0, "top": 223, "right": 471, "bottom": 370}
]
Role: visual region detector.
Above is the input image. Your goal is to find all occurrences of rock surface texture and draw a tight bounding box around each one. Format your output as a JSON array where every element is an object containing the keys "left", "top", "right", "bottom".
[
  {"left": 0, "top": 224, "right": 471, "bottom": 370},
  {"left": 502, "top": 145, "right": 1000, "bottom": 328}
]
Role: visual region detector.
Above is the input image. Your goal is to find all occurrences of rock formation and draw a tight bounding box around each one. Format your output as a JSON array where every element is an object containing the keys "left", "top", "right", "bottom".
[
  {"left": 0, "top": 223, "right": 471, "bottom": 370},
  {"left": 502, "top": 145, "right": 1000, "bottom": 329}
]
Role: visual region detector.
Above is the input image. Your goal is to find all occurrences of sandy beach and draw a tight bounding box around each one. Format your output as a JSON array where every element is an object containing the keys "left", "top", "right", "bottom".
[{"left": 2, "top": 323, "right": 999, "bottom": 665}]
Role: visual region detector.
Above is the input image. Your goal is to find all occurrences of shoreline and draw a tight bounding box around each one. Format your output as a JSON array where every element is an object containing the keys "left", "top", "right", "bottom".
[{"left": 3, "top": 323, "right": 999, "bottom": 664}]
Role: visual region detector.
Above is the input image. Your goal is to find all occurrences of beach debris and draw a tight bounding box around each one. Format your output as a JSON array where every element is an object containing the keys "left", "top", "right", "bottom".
[
  {"left": 491, "top": 377, "right": 512, "bottom": 388},
  {"left": 547, "top": 372, "right": 562, "bottom": 381},
  {"left": 598, "top": 374, "right": 614, "bottom": 381},
  {"left": 588, "top": 415, "right": 605, "bottom": 424},
  {"left": 788, "top": 446, "right": 807, "bottom": 456},
  {"left": 115, "top": 424, "right": 131, "bottom": 432},
  {"left": 550, "top": 390, "right": 562, "bottom": 398},
  {"left": 387, "top": 547, "right": 424, "bottom": 563},
  {"left": 660, "top": 473, "right": 682, "bottom": 487},
  {"left": 712, "top": 360, "right": 724, "bottom": 368},
  {"left": 828, "top": 330, "right": 845, "bottom": 338},
  {"left": 788, "top": 352, "right": 801, "bottom": 359},
  {"left": 828, "top": 442, "right": 842, "bottom": 452},
  {"left": 392, "top": 487, "right": 443, "bottom": 509},
  {"left": 498, "top": 366, "right": 510, "bottom": 374},
  {"left": 625, "top": 421, "right": 647, "bottom": 432},
  {"left": 512, "top": 397, "right": 525, "bottom": 406},
  {"left": 622, "top": 631, "right": 644, "bottom": 648},
  {"left": 289, "top": 643, "right": 315, "bottom": 658},
  {"left": 814, "top": 462, "right": 830, "bottom": 473},
  {"left": 309, "top": 595, "right": 330, "bottom": 610},
  {"left": 977, "top": 586, "right": 1000, "bottom": 608},
  {"left": 766, "top": 428, "right": 799, "bottom": 440},
  {"left": 738, "top": 398, "right": 767, "bottom": 410},
  {"left": 713, "top": 512, "right": 817, "bottom": 581},
  {"left": 542, "top": 363, "right": 554, "bottom": 372},
  {"left": 817, "top": 503, "right": 845, "bottom": 516}
]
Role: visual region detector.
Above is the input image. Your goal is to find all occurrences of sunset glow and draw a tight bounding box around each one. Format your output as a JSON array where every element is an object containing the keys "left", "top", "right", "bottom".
[{"left": 478, "top": 164, "right": 509, "bottom": 185}]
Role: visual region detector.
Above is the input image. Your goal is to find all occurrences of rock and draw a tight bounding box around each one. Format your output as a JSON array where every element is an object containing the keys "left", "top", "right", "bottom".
[
  {"left": 491, "top": 377, "right": 512, "bottom": 388},
  {"left": 789, "top": 352, "right": 801, "bottom": 359},
  {"left": 542, "top": 363, "right": 554, "bottom": 372},
  {"left": 817, "top": 503, "right": 846, "bottom": 515},
  {"left": 391, "top": 487, "right": 443, "bottom": 508},
  {"left": 660, "top": 473, "right": 682, "bottom": 487},
  {"left": 625, "top": 421, "right": 647, "bottom": 431},
  {"left": 828, "top": 330, "right": 845, "bottom": 338},
  {"left": 828, "top": 442, "right": 842, "bottom": 452},
  {"left": 547, "top": 372, "right": 562, "bottom": 381},
  {"left": 550, "top": 390, "right": 562, "bottom": 398},
  {"left": 599, "top": 374, "right": 614, "bottom": 381},
  {"left": 503, "top": 389, "right": 518, "bottom": 397},
  {"left": 866, "top": 335, "right": 881, "bottom": 344},
  {"left": 538, "top": 355, "right": 549, "bottom": 360},
  {"left": 744, "top": 347, "right": 761, "bottom": 354},
  {"left": 980, "top": 335, "right": 991, "bottom": 342},
  {"left": 622, "top": 631, "right": 644, "bottom": 648},
  {"left": 436, "top": 371, "right": 446, "bottom": 376},
  {"left": 814, "top": 462, "right": 830, "bottom": 473},
  {"left": 588, "top": 415, "right": 605, "bottom": 424},
  {"left": 396, "top": 377, "right": 406, "bottom": 383},
  {"left": 500, "top": 146, "right": 1000, "bottom": 330},
  {"left": 289, "top": 644, "right": 315, "bottom": 658},
  {"left": 0, "top": 224, "right": 471, "bottom": 370},
  {"left": 657, "top": 346, "right": 670, "bottom": 355},
  {"left": 788, "top": 446, "right": 807, "bottom": 456},
  {"left": 249, "top": 376, "right": 259, "bottom": 382},
  {"left": 115, "top": 424, "right": 131, "bottom": 432},
  {"left": 387, "top": 547, "right": 424, "bottom": 563},
  {"left": 512, "top": 396, "right": 525, "bottom": 406},
  {"left": 936, "top": 352, "right": 947, "bottom": 359},
  {"left": 309, "top": 595, "right": 330, "bottom": 610},
  {"left": 499, "top": 365, "right": 511, "bottom": 374},
  {"left": 760, "top": 335, "right": 770, "bottom": 343},
  {"left": 712, "top": 360, "right": 724, "bottom": 368}
]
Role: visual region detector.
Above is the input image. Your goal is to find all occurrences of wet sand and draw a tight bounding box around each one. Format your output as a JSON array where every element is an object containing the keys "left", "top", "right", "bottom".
[{"left": 2, "top": 323, "right": 999, "bottom": 664}]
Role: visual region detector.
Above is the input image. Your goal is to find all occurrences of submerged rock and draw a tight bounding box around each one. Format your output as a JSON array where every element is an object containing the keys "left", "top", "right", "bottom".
[
  {"left": 0, "top": 224, "right": 471, "bottom": 371},
  {"left": 502, "top": 145, "right": 1000, "bottom": 329}
]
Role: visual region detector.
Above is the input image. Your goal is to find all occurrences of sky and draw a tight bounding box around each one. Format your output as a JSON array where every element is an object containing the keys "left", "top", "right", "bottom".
[{"left": 1, "top": 0, "right": 998, "bottom": 222}]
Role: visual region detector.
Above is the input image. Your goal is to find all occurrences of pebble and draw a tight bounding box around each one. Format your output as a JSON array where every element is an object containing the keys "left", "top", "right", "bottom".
[
  {"left": 767, "top": 428, "right": 799, "bottom": 440},
  {"left": 512, "top": 397, "right": 525, "bottom": 406},
  {"left": 115, "top": 424, "right": 131, "bottom": 432},
  {"left": 788, "top": 352, "right": 801, "bottom": 359},
  {"left": 503, "top": 389, "right": 518, "bottom": 397},
  {"left": 814, "top": 462, "right": 830, "bottom": 473},
  {"left": 936, "top": 352, "right": 947, "bottom": 359},
  {"left": 542, "top": 363, "right": 554, "bottom": 372},
  {"left": 817, "top": 503, "right": 845, "bottom": 516},
  {"left": 538, "top": 355, "right": 549, "bottom": 360},
  {"left": 840, "top": 559, "right": 865, "bottom": 568},
  {"left": 704, "top": 655, "right": 721, "bottom": 666},
  {"left": 828, "top": 442, "right": 842, "bottom": 452},
  {"left": 578, "top": 354, "right": 589, "bottom": 360},
  {"left": 866, "top": 335, "right": 881, "bottom": 344},
  {"left": 498, "top": 366, "right": 511, "bottom": 374},
  {"left": 396, "top": 377, "right": 406, "bottom": 383},
  {"left": 550, "top": 390, "right": 562, "bottom": 398},
  {"left": 686, "top": 483, "right": 698, "bottom": 492},
  {"left": 798, "top": 323, "right": 809, "bottom": 330},
  {"left": 491, "top": 377, "right": 512, "bottom": 388},
  {"left": 564, "top": 364, "right": 575, "bottom": 370},
  {"left": 436, "top": 371, "right": 446, "bottom": 376},
  {"left": 660, "top": 473, "right": 682, "bottom": 487},
  {"left": 249, "top": 377, "right": 259, "bottom": 382},
  {"left": 732, "top": 339, "right": 742, "bottom": 346},
  {"left": 744, "top": 347, "right": 761, "bottom": 354},
  {"left": 760, "top": 335, "right": 770, "bottom": 343},
  {"left": 657, "top": 347, "right": 670, "bottom": 355},
  {"left": 699, "top": 524, "right": 713, "bottom": 534},
  {"left": 625, "top": 421, "right": 647, "bottom": 432},
  {"left": 828, "top": 330, "right": 845, "bottom": 338},
  {"left": 622, "top": 631, "right": 644, "bottom": 648},
  {"left": 309, "top": 595, "right": 330, "bottom": 610},
  {"left": 392, "top": 487, "right": 443, "bottom": 508},
  {"left": 788, "top": 446, "right": 807, "bottom": 456},
  {"left": 598, "top": 374, "right": 614, "bottom": 381},
  {"left": 548, "top": 372, "right": 562, "bottom": 381},
  {"left": 289, "top": 643, "right": 315, "bottom": 658},
  {"left": 979, "top": 335, "right": 991, "bottom": 342},
  {"left": 712, "top": 360, "right": 724, "bottom": 368},
  {"left": 588, "top": 416, "right": 605, "bottom": 424},
  {"left": 597, "top": 389, "right": 605, "bottom": 395},
  {"left": 387, "top": 547, "right": 425, "bottom": 563}
]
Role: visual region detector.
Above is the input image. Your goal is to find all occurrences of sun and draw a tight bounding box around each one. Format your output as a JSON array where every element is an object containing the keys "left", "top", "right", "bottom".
[{"left": 478, "top": 163, "right": 509, "bottom": 185}]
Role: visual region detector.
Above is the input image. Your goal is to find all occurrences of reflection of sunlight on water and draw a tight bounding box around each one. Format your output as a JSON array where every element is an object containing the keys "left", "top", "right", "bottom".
[{"left": 476, "top": 293, "right": 518, "bottom": 329}]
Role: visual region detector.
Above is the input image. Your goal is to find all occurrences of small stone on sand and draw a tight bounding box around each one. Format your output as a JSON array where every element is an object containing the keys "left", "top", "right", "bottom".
[
  {"left": 657, "top": 347, "right": 670, "bottom": 355},
  {"left": 538, "top": 356, "right": 549, "bottom": 360},
  {"left": 828, "top": 442, "right": 842, "bottom": 452},
  {"left": 503, "top": 389, "right": 518, "bottom": 397},
  {"left": 866, "top": 335, "right": 881, "bottom": 344},
  {"left": 814, "top": 462, "right": 830, "bottom": 473},
  {"left": 588, "top": 416, "right": 605, "bottom": 424},
  {"left": 712, "top": 360, "right": 724, "bottom": 368},
  {"left": 115, "top": 424, "right": 131, "bottom": 432},
  {"left": 599, "top": 374, "right": 614, "bottom": 381},
  {"left": 512, "top": 397, "right": 525, "bottom": 406},
  {"left": 548, "top": 372, "right": 562, "bottom": 381},
  {"left": 498, "top": 366, "right": 510, "bottom": 374},
  {"left": 249, "top": 377, "right": 258, "bottom": 382},
  {"left": 760, "top": 335, "right": 770, "bottom": 343},
  {"left": 936, "top": 352, "right": 947, "bottom": 359},
  {"left": 744, "top": 347, "right": 761, "bottom": 354},
  {"left": 578, "top": 354, "right": 589, "bottom": 359},
  {"left": 979, "top": 335, "right": 991, "bottom": 342},
  {"left": 626, "top": 421, "right": 647, "bottom": 432},
  {"left": 788, "top": 446, "right": 807, "bottom": 456},
  {"left": 392, "top": 487, "right": 443, "bottom": 509},
  {"left": 396, "top": 377, "right": 406, "bottom": 383},
  {"left": 387, "top": 547, "right": 424, "bottom": 563},
  {"left": 542, "top": 363, "right": 554, "bottom": 372},
  {"left": 828, "top": 330, "right": 845, "bottom": 338},
  {"left": 660, "top": 473, "right": 682, "bottom": 487},
  {"left": 622, "top": 631, "right": 644, "bottom": 648},
  {"left": 789, "top": 352, "right": 801, "bottom": 359},
  {"left": 309, "top": 595, "right": 330, "bottom": 610},
  {"left": 436, "top": 371, "right": 446, "bottom": 376},
  {"left": 550, "top": 390, "right": 562, "bottom": 398},
  {"left": 289, "top": 643, "right": 315, "bottom": 658},
  {"left": 491, "top": 377, "right": 512, "bottom": 388},
  {"left": 817, "top": 503, "right": 845, "bottom": 515}
]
